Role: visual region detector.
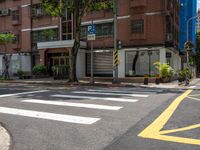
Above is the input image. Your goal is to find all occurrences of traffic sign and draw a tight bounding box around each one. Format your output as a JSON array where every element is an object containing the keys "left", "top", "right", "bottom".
[
  {"left": 87, "top": 34, "right": 96, "bottom": 41},
  {"left": 88, "top": 25, "right": 96, "bottom": 34},
  {"left": 87, "top": 24, "right": 96, "bottom": 41}
]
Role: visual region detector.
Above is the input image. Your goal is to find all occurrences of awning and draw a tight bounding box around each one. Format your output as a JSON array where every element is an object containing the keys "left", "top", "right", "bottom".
[{"left": 37, "top": 40, "right": 87, "bottom": 50}]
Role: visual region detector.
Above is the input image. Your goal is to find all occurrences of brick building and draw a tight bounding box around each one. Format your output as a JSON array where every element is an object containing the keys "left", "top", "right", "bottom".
[{"left": 0, "top": 0, "right": 181, "bottom": 78}]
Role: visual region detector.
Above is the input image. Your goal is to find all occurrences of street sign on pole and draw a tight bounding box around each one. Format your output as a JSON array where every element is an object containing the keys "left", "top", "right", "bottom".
[
  {"left": 87, "top": 34, "right": 96, "bottom": 41},
  {"left": 88, "top": 23, "right": 96, "bottom": 84},
  {"left": 87, "top": 25, "right": 96, "bottom": 41}
]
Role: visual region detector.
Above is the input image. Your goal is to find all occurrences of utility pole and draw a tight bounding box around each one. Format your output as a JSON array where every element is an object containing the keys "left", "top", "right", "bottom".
[{"left": 113, "top": 0, "right": 118, "bottom": 83}]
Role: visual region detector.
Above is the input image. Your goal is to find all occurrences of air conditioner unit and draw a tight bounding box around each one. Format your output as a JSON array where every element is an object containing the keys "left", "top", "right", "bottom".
[{"left": 1, "top": 9, "right": 10, "bottom": 16}]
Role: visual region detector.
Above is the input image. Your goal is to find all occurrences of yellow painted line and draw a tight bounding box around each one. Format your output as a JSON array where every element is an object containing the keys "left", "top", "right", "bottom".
[
  {"left": 138, "top": 90, "right": 200, "bottom": 146},
  {"left": 138, "top": 90, "right": 193, "bottom": 137},
  {"left": 150, "top": 134, "right": 200, "bottom": 146},
  {"left": 159, "top": 124, "right": 200, "bottom": 135}
]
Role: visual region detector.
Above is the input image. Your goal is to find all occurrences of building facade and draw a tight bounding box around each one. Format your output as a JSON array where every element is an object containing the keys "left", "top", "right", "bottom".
[
  {"left": 81, "top": 0, "right": 181, "bottom": 77},
  {"left": 179, "top": 0, "right": 197, "bottom": 52},
  {"left": 196, "top": 9, "right": 200, "bottom": 31},
  {"left": 0, "top": 0, "right": 181, "bottom": 78}
]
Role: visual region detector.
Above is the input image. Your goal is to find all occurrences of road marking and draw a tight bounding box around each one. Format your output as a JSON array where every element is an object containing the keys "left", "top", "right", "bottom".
[
  {"left": 138, "top": 90, "right": 200, "bottom": 146},
  {"left": 88, "top": 89, "right": 159, "bottom": 94},
  {"left": 52, "top": 95, "right": 138, "bottom": 103},
  {"left": 189, "top": 86, "right": 196, "bottom": 89},
  {"left": 188, "top": 93, "right": 200, "bottom": 97},
  {"left": 159, "top": 124, "right": 200, "bottom": 135},
  {"left": 22, "top": 99, "right": 123, "bottom": 110},
  {"left": 187, "top": 96, "right": 200, "bottom": 101},
  {"left": 72, "top": 91, "right": 149, "bottom": 98},
  {"left": 0, "top": 107, "right": 100, "bottom": 124},
  {"left": 0, "top": 90, "right": 49, "bottom": 98}
]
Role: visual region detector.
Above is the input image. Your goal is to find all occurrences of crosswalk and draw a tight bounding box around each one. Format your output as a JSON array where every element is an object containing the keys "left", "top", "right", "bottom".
[{"left": 0, "top": 88, "right": 151, "bottom": 125}]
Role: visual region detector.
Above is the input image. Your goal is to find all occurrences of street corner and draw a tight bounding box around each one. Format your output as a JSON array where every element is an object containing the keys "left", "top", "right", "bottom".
[
  {"left": 138, "top": 89, "right": 200, "bottom": 146},
  {"left": 0, "top": 124, "right": 11, "bottom": 150}
]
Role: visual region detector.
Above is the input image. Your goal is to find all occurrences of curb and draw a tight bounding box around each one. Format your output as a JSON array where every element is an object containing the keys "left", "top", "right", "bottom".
[
  {"left": 0, "top": 124, "right": 11, "bottom": 150},
  {"left": 0, "top": 79, "right": 200, "bottom": 89}
]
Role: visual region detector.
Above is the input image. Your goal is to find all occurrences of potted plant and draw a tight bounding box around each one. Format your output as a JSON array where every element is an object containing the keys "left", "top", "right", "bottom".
[
  {"left": 178, "top": 68, "right": 192, "bottom": 83},
  {"left": 153, "top": 62, "right": 174, "bottom": 83}
]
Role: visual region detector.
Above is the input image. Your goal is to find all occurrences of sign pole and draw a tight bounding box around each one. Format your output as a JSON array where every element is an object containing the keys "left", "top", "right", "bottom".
[{"left": 87, "top": 20, "right": 96, "bottom": 84}]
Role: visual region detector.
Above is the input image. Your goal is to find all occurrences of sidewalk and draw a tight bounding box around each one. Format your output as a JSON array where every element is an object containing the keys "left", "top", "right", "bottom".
[
  {"left": 0, "top": 124, "right": 10, "bottom": 150},
  {"left": 0, "top": 77, "right": 200, "bottom": 89}
]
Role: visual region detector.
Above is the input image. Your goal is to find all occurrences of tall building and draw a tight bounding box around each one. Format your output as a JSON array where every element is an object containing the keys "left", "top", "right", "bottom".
[
  {"left": 179, "top": 0, "right": 197, "bottom": 52},
  {"left": 196, "top": 9, "right": 200, "bottom": 31},
  {"left": 0, "top": 0, "right": 181, "bottom": 78}
]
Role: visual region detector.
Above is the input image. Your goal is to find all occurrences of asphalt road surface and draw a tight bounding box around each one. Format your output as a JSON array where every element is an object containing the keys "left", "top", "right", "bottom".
[{"left": 0, "top": 83, "right": 199, "bottom": 150}]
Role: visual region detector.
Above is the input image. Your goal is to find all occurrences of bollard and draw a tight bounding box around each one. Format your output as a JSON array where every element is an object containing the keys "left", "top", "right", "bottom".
[
  {"left": 155, "top": 74, "right": 160, "bottom": 85},
  {"left": 144, "top": 74, "right": 149, "bottom": 85}
]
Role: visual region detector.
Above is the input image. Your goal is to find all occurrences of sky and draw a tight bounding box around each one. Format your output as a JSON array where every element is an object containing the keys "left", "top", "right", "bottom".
[{"left": 198, "top": 0, "right": 200, "bottom": 9}]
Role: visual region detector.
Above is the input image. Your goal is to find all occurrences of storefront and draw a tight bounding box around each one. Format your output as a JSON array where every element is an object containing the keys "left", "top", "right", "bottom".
[
  {"left": 118, "top": 47, "right": 181, "bottom": 78},
  {"left": 86, "top": 50, "right": 113, "bottom": 77}
]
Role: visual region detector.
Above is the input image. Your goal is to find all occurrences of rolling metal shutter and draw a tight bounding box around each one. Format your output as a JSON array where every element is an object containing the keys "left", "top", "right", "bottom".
[{"left": 87, "top": 52, "right": 113, "bottom": 76}]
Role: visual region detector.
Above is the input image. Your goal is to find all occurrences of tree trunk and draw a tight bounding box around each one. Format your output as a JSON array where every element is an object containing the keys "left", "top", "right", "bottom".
[
  {"left": 1, "top": 54, "right": 11, "bottom": 79},
  {"left": 68, "top": 8, "right": 82, "bottom": 82}
]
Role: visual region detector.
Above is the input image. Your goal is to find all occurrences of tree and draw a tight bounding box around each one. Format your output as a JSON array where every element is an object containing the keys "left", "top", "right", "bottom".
[
  {"left": 41, "top": 0, "right": 113, "bottom": 82},
  {"left": 0, "top": 33, "right": 16, "bottom": 79}
]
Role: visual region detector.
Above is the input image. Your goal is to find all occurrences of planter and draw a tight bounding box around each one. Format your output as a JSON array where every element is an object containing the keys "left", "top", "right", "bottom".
[{"left": 161, "top": 77, "right": 171, "bottom": 83}]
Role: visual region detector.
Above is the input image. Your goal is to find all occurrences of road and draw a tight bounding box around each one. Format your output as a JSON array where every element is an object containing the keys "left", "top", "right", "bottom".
[{"left": 0, "top": 83, "right": 199, "bottom": 150}]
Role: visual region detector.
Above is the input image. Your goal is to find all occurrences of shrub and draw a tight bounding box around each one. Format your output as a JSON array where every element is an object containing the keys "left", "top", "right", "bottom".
[
  {"left": 178, "top": 68, "right": 192, "bottom": 80},
  {"left": 154, "top": 62, "right": 174, "bottom": 79},
  {"left": 32, "top": 64, "right": 47, "bottom": 75},
  {"left": 17, "top": 70, "right": 25, "bottom": 79}
]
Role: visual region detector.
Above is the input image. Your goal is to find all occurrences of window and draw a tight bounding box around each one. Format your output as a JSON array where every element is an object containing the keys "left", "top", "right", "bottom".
[
  {"left": 61, "top": 10, "right": 73, "bottom": 40},
  {"left": 131, "top": 20, "right": 144, "bottom": 33},
  {"left": 32, "top": 29, "right": 59, "bottom": 50},
  {"left": 31, "top": 4, "right": 47, "bottom": 18},
  {"left": 125, "top": 51, "right": 159, "bottom": 76},
  {"left": 12, "top": 10, "right": 20, "bottom": 21}
]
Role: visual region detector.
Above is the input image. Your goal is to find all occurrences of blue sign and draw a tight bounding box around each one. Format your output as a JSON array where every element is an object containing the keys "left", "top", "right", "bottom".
[{"left": 88, "top": 25, "right": 96, "bottom": 35}]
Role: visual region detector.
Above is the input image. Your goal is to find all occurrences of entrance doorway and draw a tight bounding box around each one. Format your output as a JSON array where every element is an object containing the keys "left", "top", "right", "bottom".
[
  {"left": 47, "top": 53, "right": 69, "bottom": 75},
  {"left": 51, "top": 57, "right": 69, "bottom": 66}
]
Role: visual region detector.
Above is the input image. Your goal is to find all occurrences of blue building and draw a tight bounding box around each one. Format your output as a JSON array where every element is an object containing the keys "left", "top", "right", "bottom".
[{"left": 179, "top": 0, "right": 197, "bottom": 52}]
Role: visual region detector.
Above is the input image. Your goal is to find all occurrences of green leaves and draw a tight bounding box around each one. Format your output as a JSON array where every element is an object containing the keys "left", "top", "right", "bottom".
[
  {"left": 40, "top": 0, "right": 113, "bottom": 17},
  {"left": 153, "top": 62, "right": 174, "bottom": 78},
  {"left": 0, "top": 33, "right": 16, "bottom": 44},
  {"left": 89, "top": 0, "right": 113, "bottom": 12}
]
